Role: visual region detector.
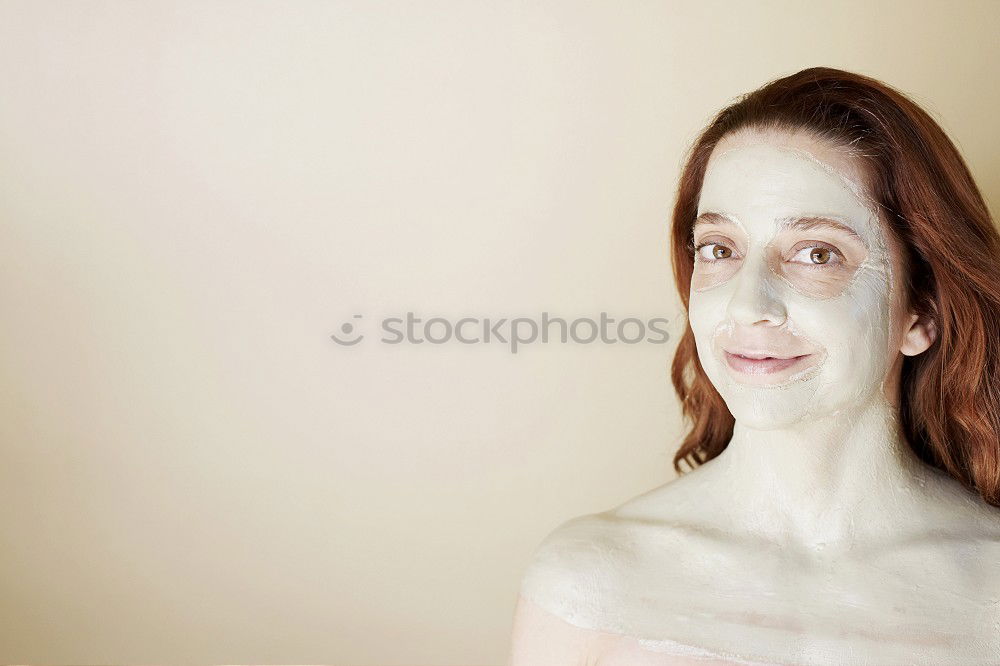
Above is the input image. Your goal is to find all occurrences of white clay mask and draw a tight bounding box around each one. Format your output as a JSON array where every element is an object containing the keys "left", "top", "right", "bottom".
[{"left": 688, "top": 131, "right": 899, "bottom": 429}]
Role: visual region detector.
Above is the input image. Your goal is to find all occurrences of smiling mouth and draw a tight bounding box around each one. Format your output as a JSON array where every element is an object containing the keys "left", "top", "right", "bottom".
[{"left": 724, "top": 351, "right": 813, "bottom": 375}]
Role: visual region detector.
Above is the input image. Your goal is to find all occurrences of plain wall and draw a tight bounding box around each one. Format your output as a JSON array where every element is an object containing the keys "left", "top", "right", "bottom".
[{"left": 1, "top": 1, "right": 998, "bottom": 663}]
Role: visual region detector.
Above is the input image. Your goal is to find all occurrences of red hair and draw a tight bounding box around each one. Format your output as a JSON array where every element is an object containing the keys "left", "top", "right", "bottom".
[{"left": 669, "top": 67, "right": 1000, "bottom": 507}]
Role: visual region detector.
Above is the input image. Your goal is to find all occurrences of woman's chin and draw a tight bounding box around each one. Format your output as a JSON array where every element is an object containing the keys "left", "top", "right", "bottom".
[
  {"left": 717, "top": 384, "right": 822, "bottom": 430},
  {"left": 729, "top": 408, "right": 808, "bottom": 430}
]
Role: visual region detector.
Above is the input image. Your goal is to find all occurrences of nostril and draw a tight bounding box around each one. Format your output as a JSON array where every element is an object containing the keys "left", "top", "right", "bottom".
[{"left": 726, "top": 275, "right": 787, "bottom": 327}]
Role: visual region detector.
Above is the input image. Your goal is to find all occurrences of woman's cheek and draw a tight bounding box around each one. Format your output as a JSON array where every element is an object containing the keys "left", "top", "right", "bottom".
[
  {"left": 687, "top": 289, "right": 729, "bottom": 369},
  {"left": 837, "top": 270, "right": 897, "bottom": 387},
  {"left": 786, "top": 286, "right": 893, "bottom": 406}
]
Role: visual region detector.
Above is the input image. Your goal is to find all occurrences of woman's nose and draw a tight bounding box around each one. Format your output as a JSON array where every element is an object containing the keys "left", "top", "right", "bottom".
[{"left": 725, "top": 256, "right": 788, "bottom": 327}]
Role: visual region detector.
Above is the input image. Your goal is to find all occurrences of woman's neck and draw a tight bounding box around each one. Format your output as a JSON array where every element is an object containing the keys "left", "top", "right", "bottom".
[{"left": 708, "top": 396, "right": 931, "bottom": 552}]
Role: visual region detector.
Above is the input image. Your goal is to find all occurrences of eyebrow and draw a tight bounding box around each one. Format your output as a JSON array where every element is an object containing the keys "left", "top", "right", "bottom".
[{"left": 693, "top": 212, "right": 865, "bottom": 244}]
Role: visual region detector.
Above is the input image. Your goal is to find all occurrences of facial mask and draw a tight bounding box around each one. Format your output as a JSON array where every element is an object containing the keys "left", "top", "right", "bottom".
[{"left": 688, "top": 138, "right": 897, "bottom": 428}]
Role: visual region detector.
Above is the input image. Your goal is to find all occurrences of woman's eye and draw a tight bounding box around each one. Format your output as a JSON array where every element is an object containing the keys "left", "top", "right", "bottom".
[
  {"left": 696, "top": 242, "right": 735, "bottom": 261},
  {"left": 789, "top": 245, "right": 841, "bottom": 266}
]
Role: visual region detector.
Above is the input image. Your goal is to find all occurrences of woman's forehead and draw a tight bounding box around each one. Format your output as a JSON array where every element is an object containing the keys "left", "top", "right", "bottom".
[
  {"left": 697, "top": 133, "right": 880, "bottom": 241},
  {"left": 715, "top": 127, "right": 866, "bottom": 177},
  {"left": 705, "top": 128, "right": 873, "bottom": 205}
]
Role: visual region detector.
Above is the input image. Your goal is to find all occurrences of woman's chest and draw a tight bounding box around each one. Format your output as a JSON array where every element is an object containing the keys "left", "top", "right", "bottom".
[{"left": 589, "top": 527, "right": 1000, "bottom": 664}]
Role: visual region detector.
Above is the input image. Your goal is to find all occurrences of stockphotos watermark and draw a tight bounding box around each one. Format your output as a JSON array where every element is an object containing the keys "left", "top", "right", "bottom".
[{"left": 330, "top": 311, "right": 671, "bottom": 354}]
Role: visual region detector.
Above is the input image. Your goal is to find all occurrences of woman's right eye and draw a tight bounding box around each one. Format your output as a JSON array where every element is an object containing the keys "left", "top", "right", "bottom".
[{"left": 695, "top": 242, "right": 734, "bottom": 261}]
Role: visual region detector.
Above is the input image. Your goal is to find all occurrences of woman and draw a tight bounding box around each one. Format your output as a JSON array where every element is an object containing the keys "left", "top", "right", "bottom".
[{"left": 508, "top": 67, "right": 1000, "bottom": 665}]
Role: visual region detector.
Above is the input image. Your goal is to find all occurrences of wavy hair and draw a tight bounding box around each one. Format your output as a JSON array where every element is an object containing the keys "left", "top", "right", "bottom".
[{"left": 669, "top": 66, "right": 1000, "bottom": 507}]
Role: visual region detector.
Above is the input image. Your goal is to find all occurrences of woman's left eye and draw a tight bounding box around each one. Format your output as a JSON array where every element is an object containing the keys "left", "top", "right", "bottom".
[{"left": 789, "top": 245, "right": 841, "bottom": 266}]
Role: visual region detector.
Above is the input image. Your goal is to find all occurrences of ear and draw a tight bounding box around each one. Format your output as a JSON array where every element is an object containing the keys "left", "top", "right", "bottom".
[{"left": 899, "top": 311, "right": 937, "bottom": 356}]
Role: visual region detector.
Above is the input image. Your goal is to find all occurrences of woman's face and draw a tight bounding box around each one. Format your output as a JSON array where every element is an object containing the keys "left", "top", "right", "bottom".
[{"left": 688, "top": 128, "right": 916, "bottom": 428}]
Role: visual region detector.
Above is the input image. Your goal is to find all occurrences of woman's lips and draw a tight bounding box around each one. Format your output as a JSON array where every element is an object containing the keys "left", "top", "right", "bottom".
[{"left": 724, "top": 351, "right": 813, "bottom": 375}]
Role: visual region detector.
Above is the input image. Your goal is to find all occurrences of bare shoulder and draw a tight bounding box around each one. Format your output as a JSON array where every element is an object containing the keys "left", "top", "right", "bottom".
[
  {"left": 511, "top": 512, "right": 641, "bottom": 665},
  {"left": 518, "top": 473, "right": 723, "bottom": 605},
  {"left": 516, "top": 489, "right": 718, "bottom": 627},
  {"left": 909, "top": 466, "right": 1000, "bottom": 563},
  {"left": 518, "top": 511, "right": 638, "bottom": 628}
]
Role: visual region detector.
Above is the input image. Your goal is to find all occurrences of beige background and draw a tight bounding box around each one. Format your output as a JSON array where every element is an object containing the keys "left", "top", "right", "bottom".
[{"left": 1, "top": 1, "right": 998, "bottom": 663}]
